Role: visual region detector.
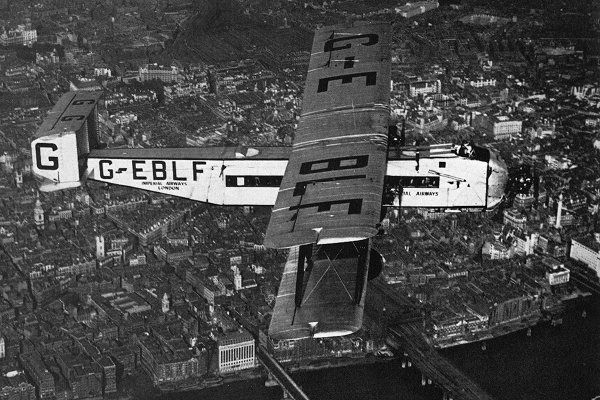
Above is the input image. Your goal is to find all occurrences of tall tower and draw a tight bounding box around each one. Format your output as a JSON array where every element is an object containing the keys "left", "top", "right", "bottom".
[
  {"left": 95, "top": 235, "right": 105, "bottom": 258},
  {"left": 0, "top": 335, "right": 5, "bottom": 359},
  {"left": 14, "top": 169, "right": 22, "bottom": 188},
  {"left": 450, "top": 215, "right": 458, "bottom": 231},
  {"left": 234, "top": 272, "right": 242, "bottom": 291},
  {"left": 555, "top": 193, "right": 563, "bottom": 229},
  {"left": 34, "top": 193, "right": 44, "bottom": 227},
  {"left": 231, "top": 265, "right": 242, "bottom": 291},
  {"left": 161, "top": 292, "right": 170, "bottom": 314}
]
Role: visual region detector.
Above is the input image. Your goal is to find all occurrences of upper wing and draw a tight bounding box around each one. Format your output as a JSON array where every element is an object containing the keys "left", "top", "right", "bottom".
[{"left": 264, "top": 21, "right": 391, "bottom": 249}]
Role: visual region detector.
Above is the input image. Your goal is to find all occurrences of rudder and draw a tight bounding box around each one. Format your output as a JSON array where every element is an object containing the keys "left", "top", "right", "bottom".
[{"left": 31, "top": 91, "right": 103, "bottom": 191}]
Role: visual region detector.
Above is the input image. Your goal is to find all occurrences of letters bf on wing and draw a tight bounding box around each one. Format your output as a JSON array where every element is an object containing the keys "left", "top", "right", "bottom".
[
  {"left": 292, "top": 31, "right": 382, "bottom": 217},
  {"left": 291, "top": 155, "right": 368, "bottom": 217}
]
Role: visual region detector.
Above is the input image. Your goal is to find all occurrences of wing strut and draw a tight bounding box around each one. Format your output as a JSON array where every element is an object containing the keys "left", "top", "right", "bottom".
[
  {"left": 295, "top": 244, "right": 314, "bottom": 308},
  {"left": 353, "top": 239, "right": 369, "bottom": 305}
]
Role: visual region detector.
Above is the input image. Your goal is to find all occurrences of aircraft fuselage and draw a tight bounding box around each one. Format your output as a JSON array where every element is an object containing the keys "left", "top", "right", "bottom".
[{"left": 79, "top": 143, "right": 507, "bottom": 211}]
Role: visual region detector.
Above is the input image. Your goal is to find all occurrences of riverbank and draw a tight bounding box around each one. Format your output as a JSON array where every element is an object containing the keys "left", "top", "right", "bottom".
[
  {"left": 431, "top": 290, "right": 591, "bottom": 349},
  {"left": 286, "top": 353, "right": 396, "bottom": 373},
  {"left": 150, "top": 295, "right": 598, "bottom": 400},
  {"left": 157, "top": 352, "right": 394, "bottom": 394},
  {"left": 442, "top": 295, "right": 599, "bottom": 400},
  {"left": 433, "top": 313, "right": 542, "bottom": 349},
  {"left": 157, "top": 368, "right": 262, "bottom": 394}
]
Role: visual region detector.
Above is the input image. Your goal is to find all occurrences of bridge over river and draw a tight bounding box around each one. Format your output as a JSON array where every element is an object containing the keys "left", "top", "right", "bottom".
[{"left": 388, "top": 323, "right": 495, "bottom": 400}]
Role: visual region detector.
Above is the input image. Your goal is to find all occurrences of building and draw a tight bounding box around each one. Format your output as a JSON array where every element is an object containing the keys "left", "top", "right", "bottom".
[
  {"left": 514, "top": 232, "right": 537, "bottom": 256},
  {"left": 105, "top": 292, "right": 151, "bottom": 316},
  {"left": 110, "top": 346, "right": 137, "bottom": 376},
  {"left": 547, "top": 210, "right": 574, "bottom": 228},
  {"left": 128, "top": 253, "right": 147, "bottom": 267},
  {"left": 137, "top": 336, "right": 205, "bottom": 385},
  {"left": 463, "top": 76, "right": 497, "bottom": 88},
  {"left": 544, "top": 154, "right": 573, "bottom": 170},
  {"left": 34, "top": 194, "right": 44, "bottom": 227},
  {"left": 570, "top": 84, "right": 598, "bottom": 98},
  {"left": 107, "top": 208, "right": 189, "bottom": 246},
  {"left": 55, "top": 356, "right": 102, "bottom": 399},
  {"left": 473, "top": 115, "right": 522, "bottom": 140},
  {"left": 280, "top": 50, "right": 310, "bottom": 69},
  {"left": 431, "top": 313, "right": 465, "bottom": 339},
  {"left": 561, "top": 193, "right": 588, "bottom": 211},
  {"left": 20, "top": 353, "right": 55, "bottom": 399},
  {"left": 161, "top": 293, "right": 169, "bottom": 314},
  {"left": 0, "top": 26, "right": 37, "bottom": 46},
  {"left": 514, "top": 193, "right": 535, "bottom": 209},
  {"left": 406, "top": 111, "right": 445, "bottom": 133},
  {"left": 408, "top": 79, "right": 441, "bottom": 97},
  {"left": 570, "top": 235, "right": 600, "bottom": 279},
  {"left": 56, "top": 259, "right": 96, "bottom": 277},
  {"left": 94, "top": 67, "right": 112, "bottom": 77},
  {"left": 188, "top": 275, "right": 218, "bottom": 305},
  {"left": 47, "top": 207, "right": 73, "bottom": 222},
  {"left": 217, "top": 330, "right": 255, "bottom": 374},
  {"left": 153, "top": 243, "right": 192, "bottom": 264},
  {"left": 542, "top": 258, "right": 570, "bottom": 286},
  {"left": 395, "top": 1, "right": 439, "bottom": 18},
  {"left": 503, "top": 208, "right": 527, "bottom": 230},
  {"left": 488, "top": 295, "right": 538, "bottom": 325},
  {"left": 0, "top": 374, "right": 36, "bottom": 400},
  {"left": 96, "top": 236, "right": 105, "bottom": 258},
  {"left": 98, "top": 356, "right": 117, "bottom": 395},
  {"left": 455, "top": 74, "right": 497, "bottom": 88},
  {"left": 139, "top": 64, "right": 180, "bottom": 83},
  {"left": 69, "top": 77, "right": 102, "bottom": 92},
  {"left": 483, "top": 240, "right": 513, "bottom": 260}
]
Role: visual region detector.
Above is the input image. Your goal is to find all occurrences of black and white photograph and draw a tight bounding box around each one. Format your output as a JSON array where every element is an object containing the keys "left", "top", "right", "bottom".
[{"left": 0, "top": 0, "right": 599, "bottom": 399}]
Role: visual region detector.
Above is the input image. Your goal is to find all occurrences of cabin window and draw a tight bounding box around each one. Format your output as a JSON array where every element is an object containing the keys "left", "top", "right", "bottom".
[
  {"left": 439, "top": 161, "right": 446, "bottom": 168},
  {"left": 385, "top": 176, "right": 440, "bottom": 188},
  {"left": 310, "top": 162, "right": 329, "bottom": 172},
  {"left": 339, "top": 158, "right": 358, "bottom": 168},
  {"left": 226, "top": 176, "right": 283, "bottom": 187}
]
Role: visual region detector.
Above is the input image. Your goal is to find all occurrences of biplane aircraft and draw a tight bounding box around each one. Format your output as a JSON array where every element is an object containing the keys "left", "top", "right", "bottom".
[{"left": 31, "top": 22, "right": 508, "bottom": 340}]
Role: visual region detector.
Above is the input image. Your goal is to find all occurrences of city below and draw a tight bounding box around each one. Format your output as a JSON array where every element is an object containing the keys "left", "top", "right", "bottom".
[{"left": 0, "top": 0, "right": 599, "bottom": 400}]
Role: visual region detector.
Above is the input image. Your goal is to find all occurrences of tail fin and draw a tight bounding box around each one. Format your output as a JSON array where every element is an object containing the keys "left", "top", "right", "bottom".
[
  {"left": 32, "top": 132, "right": 82, "bottom": 191},
  {"left": 31, "top": 91, "right": 102, "bottom": 191}
]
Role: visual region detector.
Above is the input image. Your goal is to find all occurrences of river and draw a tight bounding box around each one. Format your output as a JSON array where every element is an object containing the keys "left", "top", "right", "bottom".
[{"left": 158, "top": 296, "right": 599, "bottom": 400}]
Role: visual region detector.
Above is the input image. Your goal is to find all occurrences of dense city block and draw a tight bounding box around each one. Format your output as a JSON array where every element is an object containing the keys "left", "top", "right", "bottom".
[{"left": 0, "top": 0, "right": 599, "bottom": 399}]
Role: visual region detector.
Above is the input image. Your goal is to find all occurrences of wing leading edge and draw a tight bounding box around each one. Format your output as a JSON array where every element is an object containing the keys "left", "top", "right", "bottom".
[{"left": 264, "top": 21, "right": 391, "bottom": 249}]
